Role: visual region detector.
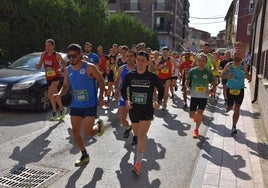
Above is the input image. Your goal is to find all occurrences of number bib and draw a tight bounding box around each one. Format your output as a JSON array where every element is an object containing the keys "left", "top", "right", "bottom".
[
  {"left": 195, "top": 86, "right": 206, "bottom": 93},
  {"left": 132, "top": 92, "right": 147, "bottom": 104},
  {"left": 161, "top": 68, "right": 169, "bottom": 74},
  {"left": 74, "top": 90, "right": 89, "bottom": 102},
  {"left": 46, "top": 67, "right": 56, "bottom": 77},
  {"left": 229, "top": 89, "right": 240, "bottom": 95},
  {"left": 110, "top": 64, "right": 116, "bottom": 71}
]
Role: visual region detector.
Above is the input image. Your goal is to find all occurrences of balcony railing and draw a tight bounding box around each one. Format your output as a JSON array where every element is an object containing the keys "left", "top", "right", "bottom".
[
  {"left": 121, "top": 3, "right": 141, "bottom": 11},
  {"left": 153, "top": 3, "right": 172, "bottom": 11}
]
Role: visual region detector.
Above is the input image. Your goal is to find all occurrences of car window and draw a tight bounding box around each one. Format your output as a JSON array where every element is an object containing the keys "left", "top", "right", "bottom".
[{"left": 9, "top": 54, "right": 43, "bottom": 71}]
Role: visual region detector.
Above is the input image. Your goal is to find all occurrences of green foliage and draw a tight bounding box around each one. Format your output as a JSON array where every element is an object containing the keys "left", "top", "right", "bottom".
[{"left": 0, "top": 0, "right": 159, "bottom": 62}]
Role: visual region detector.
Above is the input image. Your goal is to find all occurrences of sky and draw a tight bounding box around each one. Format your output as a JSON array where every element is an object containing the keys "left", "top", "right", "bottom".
[{"left": 188, "top": 0, "right": 234, "bottom": 36}]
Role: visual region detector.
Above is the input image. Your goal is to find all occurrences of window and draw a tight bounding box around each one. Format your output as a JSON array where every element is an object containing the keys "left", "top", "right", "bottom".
[
  {"left": 157, "top": 0, "right": 165, "bottom": 10},
  {"left": 249, "top": 0, "right": 254, "bottom": 13},
  {"left": 156, "top": 17, "right": 165, "bottom": 31},
  {"left": 108, "top": 0, "right": 116, "bottom": 3},
  {"left": 247, "top": 24, "right": 251, "bottom": 36},
  {"left": 130, "top": 0, "right": 138, "bottom": 10}
]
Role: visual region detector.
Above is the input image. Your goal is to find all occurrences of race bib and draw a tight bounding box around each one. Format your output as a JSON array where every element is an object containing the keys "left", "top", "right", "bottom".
[
  {"left": 46, "top": 68, "right": 56, "bottom": 77},
  {"left": 229, "top": 89, "right": 240, "bottom": 95},
  {"left": 74, "top": 90, "right": 89, "bottom": 102},
  {"left": 110, "top": 64, "right": 116, "bottom": 71},
  {"left": 195, "top": 86, "right": 206, "bottom": 93},
  {"left": 161, "top": 68, "right": 169, "bottom": 74},
  {"left": 132, "top": 92, "right": 147, "bottom": 104}
]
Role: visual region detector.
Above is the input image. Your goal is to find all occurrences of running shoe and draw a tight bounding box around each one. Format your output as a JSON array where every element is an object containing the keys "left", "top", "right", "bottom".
[
  {"left": 59, "top": 107, "right": 67, "bottom": 120},
  {"left": 124, "top": 126, "right": 132, "bottom": 138},
  {"left": 51, "top": 113, "right": 58, "bottom": 121},
  {"left": 75, "top": 154, "right": 90, "bottom": 167},
  {"left": 161, "top": 104, "right": 167, "bottom": 111},
  {"left": 231, "top": 127, "right": 237, "bottom": 136},
  {"left": 175, "top": 85, "right": 178, "bottom": 91},
  {"left": 132, "top": 162, "right": 141, "bottom": 176},
  {"left": 131, "top": 136, "right": 138, "bottom": 146},
  {"left": 97, "top": 119, "right": 105, "bottom": 136},
  {"left": 193, "top": 129, "right": 199, "bottom": 138}
]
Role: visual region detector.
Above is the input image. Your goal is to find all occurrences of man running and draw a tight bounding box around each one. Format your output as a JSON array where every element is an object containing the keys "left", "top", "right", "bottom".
[
  {"left": 55, "top": 43, "right": 105, "bottom": 167},
  {"left": 186, "top": 53, "right": 215, "bottom": 138},
  {"left": 221, "top": 50, "right": 251, "bottom": 136},
  {"left": 36, "top": 39, "right": 67, "bottom": 121}
]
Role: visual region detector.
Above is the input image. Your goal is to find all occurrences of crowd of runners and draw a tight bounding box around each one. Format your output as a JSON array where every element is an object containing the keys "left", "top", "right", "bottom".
[{"left": 37, "top": 39, "right": 251, "bottom": 175}]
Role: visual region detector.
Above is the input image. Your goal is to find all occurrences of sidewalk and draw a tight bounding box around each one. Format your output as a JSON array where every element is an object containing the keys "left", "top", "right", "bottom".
[{"left": 190, "top": 82, "right": 268, "bottom": 188}]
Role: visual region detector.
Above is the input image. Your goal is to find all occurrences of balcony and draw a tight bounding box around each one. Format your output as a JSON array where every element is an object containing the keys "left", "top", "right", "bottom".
[
  {"left": 153, "top": 3, "right": 173, "bottom": 13},
  {"left": 121, "top": 3, "right": 141, "bottom": 11}
]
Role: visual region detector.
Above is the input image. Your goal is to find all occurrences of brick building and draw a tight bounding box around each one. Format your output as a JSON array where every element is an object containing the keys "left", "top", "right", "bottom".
[{"left": 107, "top": 0, "right": 190, "bottom": 51}]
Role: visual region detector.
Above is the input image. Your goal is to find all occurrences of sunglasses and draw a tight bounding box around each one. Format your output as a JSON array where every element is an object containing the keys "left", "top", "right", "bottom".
[{"left": 67, "top": 54, "right": 78, "bottom": 59}]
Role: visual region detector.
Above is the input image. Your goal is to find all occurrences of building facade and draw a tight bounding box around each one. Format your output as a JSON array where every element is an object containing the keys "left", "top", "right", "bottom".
[
  {"left": 107, "top": 0, "right": 190, "bottom": 51},
  {"left": 250, "top": 0, "right": 268, "bottom": 134}
]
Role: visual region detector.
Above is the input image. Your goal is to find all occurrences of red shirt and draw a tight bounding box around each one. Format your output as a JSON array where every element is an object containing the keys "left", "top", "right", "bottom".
[
  {"left": 180, "top": 60, "right": 193, "bottom": 79},
  {"left": 98, "top": 55, "right": 109, "bottom": 73},
  {"left": 158, "top": 57, "right": 173, "bottom": 79},
  {"left": 43, "top": 52, "right": 61, "bottom": 80}
]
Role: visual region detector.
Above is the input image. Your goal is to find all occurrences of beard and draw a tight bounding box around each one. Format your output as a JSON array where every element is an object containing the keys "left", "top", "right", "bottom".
[{"left": 234, "top": 57, "right": 242, "bottom": 62}]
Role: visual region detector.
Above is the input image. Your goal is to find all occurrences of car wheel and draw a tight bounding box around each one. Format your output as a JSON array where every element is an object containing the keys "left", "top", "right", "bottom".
[{"left": 36, "top": 87, "right": 51, "bottom": 112}]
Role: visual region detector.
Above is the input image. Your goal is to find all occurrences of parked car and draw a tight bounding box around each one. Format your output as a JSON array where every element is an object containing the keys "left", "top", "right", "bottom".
[{"left": 0, "top": 52, "right": 70, "bottom": 112}]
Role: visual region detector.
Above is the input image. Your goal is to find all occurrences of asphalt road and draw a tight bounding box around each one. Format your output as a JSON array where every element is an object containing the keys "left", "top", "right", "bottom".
[{"left": 0, "top": 89, "right": 218, "bottom": 188}]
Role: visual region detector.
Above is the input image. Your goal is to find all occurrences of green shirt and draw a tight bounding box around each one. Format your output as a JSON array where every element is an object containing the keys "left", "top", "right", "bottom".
[{"left": 187, "top": 67, "right": 215, "bottom": 98}]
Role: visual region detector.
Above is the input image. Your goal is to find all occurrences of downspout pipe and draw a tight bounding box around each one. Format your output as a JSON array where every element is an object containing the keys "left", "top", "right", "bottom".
[{"left": 252, "top": 0, "right": 267, "bottom": 103}]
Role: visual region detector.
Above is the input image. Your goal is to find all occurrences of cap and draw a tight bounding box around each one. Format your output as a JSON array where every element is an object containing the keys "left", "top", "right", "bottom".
[{"left": 67, "top": 43, "right": 82, "bottom": 53}]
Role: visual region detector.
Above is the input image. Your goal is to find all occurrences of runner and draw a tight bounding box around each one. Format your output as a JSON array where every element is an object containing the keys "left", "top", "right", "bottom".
[
  {"left": 170, "top": 51, "right": 180, "bottom": 98},
  {"left": 155, "top": 46, "right": 176, "bottom": 111},
  {"left": 115, "top": 49, "right": 137, "bottom": 141},
  {"left": 221, "top": 50, "right": 251, "bottom": 136},
  {"left": 55, "top": 43, "right": 105, "bottom": 167},
  {"left": 36, "top": 39, "right": 67, "bottom": 121},
  {"left": 186, "top": 53, "right": 215, "bottom": 138},
  {"left": 220, "top": 50, "right": 233, "bottom": 104},
  {"left": 120, "top": 51, "right": 164, "bottom": 176},
  {"left": 211, "top": 50, "right": 221, "bottom": 98},
  {"left": 83, "top": 42, "right": 100, "bottom": 65},
  {"left": 180, "top": 51, "right": 193, "bottom": 109}
]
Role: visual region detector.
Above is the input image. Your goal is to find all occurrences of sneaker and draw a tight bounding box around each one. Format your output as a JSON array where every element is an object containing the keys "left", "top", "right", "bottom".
[
  {"left": 124, "top": 126, "right": 132, "bottom": 138},
  {"left": 193, "top": 129, "right": 199, "bottom": 138},
  {"left": 75, "top": 154, "right": 90, "bottom": 167},
  {"left": 170, "top": 94, "right": 174, "bottom": 99},
  {"left": 51, "top": 113, "right": 58, "bottom": 121},
  {"left": 97, "top": 119, "right": 105, "bottom": 136},
  {"left": 161, "top": 104, "right": 167, "bottom": 111},
  {"left": 175, "top": 85, "right": 178, "bottom": 91},
  {"left": 231, "top": 127, "right": 237, "bottom": 135},
  {"left": 132, "top": 162, "right": 141, "bottom": 176},
  {"left": 60, "top": 107, "right": 67, "bottom": 120},
  {"left": 131, "top": 136, "right": 138, "bottom": 146}
]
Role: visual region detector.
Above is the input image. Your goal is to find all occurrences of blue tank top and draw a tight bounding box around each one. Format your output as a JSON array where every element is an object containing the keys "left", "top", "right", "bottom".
[
  {"left": 120, "top": 65, "right": 129, "bottom": 82},
  {"left": 68, "top": 62, "right": 98, "bottom": 108},
  {"left": 226, "top": 63, "right": 245, "bottom": 90}
]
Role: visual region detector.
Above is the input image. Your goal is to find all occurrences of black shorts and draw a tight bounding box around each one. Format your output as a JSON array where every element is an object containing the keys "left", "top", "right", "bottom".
[
  {"left": 159, "top": 78, "right": 171, "bottom": 85},
  {"left": 221, "top": 78, "right": 227, "bottom": 85},
  {"left": 70, "top": 106, "right": 97, "bottom": 118},
  {"left": 129, "top": 106, "right": 154, "bottom": 123},
  {"left": 47, "top": 77, "right": 61, "bottom": 87},
  {"left": 107, "top": 70, "right": 115, "bottom": 82},
  {"left": 227, "top": 88, "right": 244, "bottom": 106},
  {"left": 189, "top": 97, "right": 208, "bottom": 111}
]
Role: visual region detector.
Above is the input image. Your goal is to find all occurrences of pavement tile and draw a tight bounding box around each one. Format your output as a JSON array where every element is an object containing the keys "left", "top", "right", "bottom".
[
  {"left": 220, "top": 169, "right": 236, "bottom": 181},
  {"left": 219, "top": 180, "right": 236, "bottom": 188},
  {"left": 205, "top": 163, "right": 221, "bottom": 174},
  {"left": 202, "top": 173, "right": 220, "bottom": 186}
]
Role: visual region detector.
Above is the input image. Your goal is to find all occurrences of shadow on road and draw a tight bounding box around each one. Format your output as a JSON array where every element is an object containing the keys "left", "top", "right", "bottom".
[
  {"left": 196, "top": 137, "right": 251, "bottom": 180},
  {"left": 116, "top": 138, "right": 165, "bottom": 188},
  {"left": 9, "top": 121, "right": 62, "bottom": 172}
]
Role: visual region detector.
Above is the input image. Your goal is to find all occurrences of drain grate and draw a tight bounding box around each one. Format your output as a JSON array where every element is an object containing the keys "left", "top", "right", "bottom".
[{"left": 0, "top": 166, "right": 57, "bottom": 187}]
